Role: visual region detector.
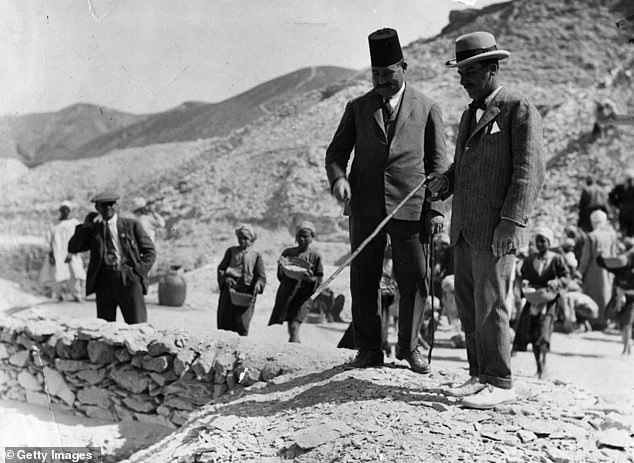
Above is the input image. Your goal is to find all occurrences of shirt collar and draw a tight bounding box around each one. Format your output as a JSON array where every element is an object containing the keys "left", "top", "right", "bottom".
[
  {"left": 106, "top": 213, "right": 118, "bottom": 226},
  {"left": 483, "top": 85, "right": 503, "bottom": 108},
  {"left": 384, "top": 82, "right": 406, "bottom": 108}
]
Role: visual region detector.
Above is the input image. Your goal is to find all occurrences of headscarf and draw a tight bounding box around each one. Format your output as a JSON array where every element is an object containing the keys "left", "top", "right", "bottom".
[
  {"left": 235, "top": 224, "right": 256, "bottom": 241},
  {"left": 533, "top": 226, "right": 554, "bottom": 246},
  {"left": 589, "top": 209, "right": 608, "bottom": 230},
  {"left": 295, "top": 220, "right": 316, "bottom": 237}
]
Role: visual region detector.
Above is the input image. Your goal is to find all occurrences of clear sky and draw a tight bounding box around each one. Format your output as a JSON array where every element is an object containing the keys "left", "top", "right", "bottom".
[{"left": 0, "top": 0, "right": 496, "bottom": 116}]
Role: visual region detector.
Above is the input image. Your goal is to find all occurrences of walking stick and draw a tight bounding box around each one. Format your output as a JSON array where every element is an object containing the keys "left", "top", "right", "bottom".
[
  {"left": 309, "top": 176, "right": 429, "bottom": 302},
  {"left": 427, "top": 229, "right": 436, "bottom": 365}
]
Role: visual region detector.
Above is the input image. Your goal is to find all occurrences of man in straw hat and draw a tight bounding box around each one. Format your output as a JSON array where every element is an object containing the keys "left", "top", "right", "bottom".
[
  {"left": 68, "top": 191, "right": 156, "bottom": 324},
  {"left": 325, "top": 28, "right": 449, "bottom": 373},
  {"left": 427, "top": 31, "right": 545, "bottom": 408}
]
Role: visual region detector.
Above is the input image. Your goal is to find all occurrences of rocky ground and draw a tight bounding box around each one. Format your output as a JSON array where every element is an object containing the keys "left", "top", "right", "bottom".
[{"left": 1, "top": 266, "right": 634, "bottom": 462}]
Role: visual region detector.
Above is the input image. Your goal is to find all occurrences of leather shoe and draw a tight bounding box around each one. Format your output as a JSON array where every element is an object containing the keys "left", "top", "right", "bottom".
[
  {"left": 395, "top": 345, "right": 430, "bottom": 374},
  {"left": 346, "top": 349, "right": 384, "bottom": 369},
  {"left": 445, "top": 376, "right": 486, "bottom": 397},
  {"left": 461, "top": 384, "right": 516, "bottom": 410}
]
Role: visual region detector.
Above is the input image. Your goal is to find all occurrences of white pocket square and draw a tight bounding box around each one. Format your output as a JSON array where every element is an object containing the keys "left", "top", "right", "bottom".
[{"left": 490, "top": 121, "right": 501, "bottom": 134}]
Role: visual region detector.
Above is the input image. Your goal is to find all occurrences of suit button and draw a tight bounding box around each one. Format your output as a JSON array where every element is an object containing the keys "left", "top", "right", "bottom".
[{"left": 465, "top": 146, "right": 470, "bottom": 151}]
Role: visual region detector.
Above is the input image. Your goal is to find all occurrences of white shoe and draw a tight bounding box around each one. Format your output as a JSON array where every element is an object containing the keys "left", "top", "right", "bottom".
[
  {"left": 445, "top": 376, "right": 485, "bottom": 397},
  {"left": 461, "top": 384, "right": 516, "bottom": 410}
]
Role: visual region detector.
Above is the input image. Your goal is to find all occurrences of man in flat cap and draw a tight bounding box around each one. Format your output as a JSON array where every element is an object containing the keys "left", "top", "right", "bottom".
[
  {"left": 427, "top": 31, "right": 545, "bottom": 408},
  {"left": 68, "top": 191, "right": 156, "bottom": 324},
  {"left": 325, "top": 28, "right": 449, "bottom": 373}
]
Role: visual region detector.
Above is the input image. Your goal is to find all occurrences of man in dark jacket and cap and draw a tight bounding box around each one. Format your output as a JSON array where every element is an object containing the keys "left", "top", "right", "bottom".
[
  {"left": 325, "top": 28, "right": 449, "bottom": 373},
  {"left": 68, "top": 191, "right": 156, "bottom": 324}
]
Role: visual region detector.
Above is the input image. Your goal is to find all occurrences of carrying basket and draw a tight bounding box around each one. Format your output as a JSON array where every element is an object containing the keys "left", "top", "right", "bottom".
[
  {"left": 602, "top": 255, "right": 628, "bottom": 269},
  {"left": 523, "top": 287, "right": 557, "bottom": 305},
  {"left": 229, "top": 288, "right": 255, "bottom": 307},
  {"left": 280, "top": 256, "right": 311, "bottom": 280}
]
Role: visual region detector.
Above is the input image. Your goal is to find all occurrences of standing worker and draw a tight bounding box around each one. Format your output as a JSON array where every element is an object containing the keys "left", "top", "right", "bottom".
[
  {"left": 68, "top": 192, "right": 156, "bottom": 324},
  {"left": 427, "top": 31, "right": 545, "bottom": 408},
  {"left": 132, "top": 196, "right": 165, "bottom": 243},
  {"left": 42, "top": 201, "right": 86, "bottom": 302},
  {"left": 325, "top": 28, "right": 449, "bottom": 373}
]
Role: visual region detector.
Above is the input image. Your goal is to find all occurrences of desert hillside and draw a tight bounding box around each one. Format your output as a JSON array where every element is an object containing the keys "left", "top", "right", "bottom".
[{"left": 1, "top": 0, "right": 634, "bottom": 275}]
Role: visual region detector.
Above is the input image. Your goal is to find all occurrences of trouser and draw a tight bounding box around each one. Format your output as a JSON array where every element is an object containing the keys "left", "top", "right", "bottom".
[
  {"left": 453, "top": 234, "right": 514, "bottom": 389},
  {"left": 619, "top": 209, "right": 634, "bottom": 237},
  {"left": 95, "top": 267, "right": 147, "bottom": 324},
  {"left": 349, "top": 217, "right": 429, "bottom": 353}
]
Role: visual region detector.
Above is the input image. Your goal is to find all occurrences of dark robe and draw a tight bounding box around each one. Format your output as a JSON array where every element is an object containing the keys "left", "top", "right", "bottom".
[{"left": 269, "top": 247, "right": 323, "bottom": 325}]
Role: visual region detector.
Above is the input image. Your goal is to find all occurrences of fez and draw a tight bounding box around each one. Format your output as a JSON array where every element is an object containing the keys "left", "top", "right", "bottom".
[{"left": 368, "top": 28, "right": 403, "bottom": 67}]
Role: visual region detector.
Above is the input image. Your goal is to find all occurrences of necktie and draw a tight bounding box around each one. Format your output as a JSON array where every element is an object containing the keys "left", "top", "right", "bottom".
[
  {"left": 104, "top": 222, "right": 119, "bottom": 266},
  {"left": 467, "top": 99, "right": 486, "bottom": 134},
  {"left": 382, "top": 98, "right": 396, "bottom": 141}
]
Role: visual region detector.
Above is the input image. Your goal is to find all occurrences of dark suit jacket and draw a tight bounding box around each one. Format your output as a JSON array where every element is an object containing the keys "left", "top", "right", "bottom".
[
  {"left": 441, "top": 87, "right": 545, "bottom": 250},
  {"left": 325, "top": 85, "right": 449, "bottom": 220},
  {"left": 68, "top": 216, "right": 156, "bottom": 295}
]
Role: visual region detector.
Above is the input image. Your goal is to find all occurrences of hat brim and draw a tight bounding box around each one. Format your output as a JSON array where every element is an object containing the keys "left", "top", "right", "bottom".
[{"left": 445, "top": 50, "right": 510, "bottom": 68}]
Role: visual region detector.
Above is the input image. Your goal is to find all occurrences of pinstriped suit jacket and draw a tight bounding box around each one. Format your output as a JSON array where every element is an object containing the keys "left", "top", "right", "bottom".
[
  {"left": 441, "top": 87, "right": 545, "bottom": 250},
  {"left": 325, "top": 85, "right": 449, "bottom": 220}
]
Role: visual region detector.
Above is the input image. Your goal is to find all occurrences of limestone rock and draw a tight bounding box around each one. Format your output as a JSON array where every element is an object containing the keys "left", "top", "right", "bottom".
[
  {"left": 17, "top": 370, "right": 41, "bottom": 391},
  {"left": 122, "top": 394, "right": 157, "bottom": 413},
  {"left": 0, "top": 342, "right": 9, "bottom": 359},
  {"left": 114, "top": 404, "right": 136, "bottom": 421},
  {"left": 8, "top": 349, "right": 29, "bottom": 367},
  {"left": 54, "top": 334, "right": 87, "bottom": 359},
  {"left": 55, "top": 359, "right": 97, "bottom": 372},
  {"left": 77, "top": 386, "right": 112, "bottom": 408},
  {"left": 173, "top": 348, "right": 198, "bottom": 376},
  {"left": 191, "top": 350, "right": 217, "bottom": 379},
  {"left": 213, "top": 383, "right": 228, "bottom": 399},
  {"left": 260, "top": 362, "right": 282, "bottom": 382},
  {"left": 148, "top": 370, "right": 178, "bottom": 386},
  {"left": 141, "top": 354, "right": 172, "bottom": 373},
  {"left": 82, "top": 405, "right": 116, "bottom": 421},
  {"left": 25, "top": 390, "right": 50, "bottom": 407},
  {"left": 294, "top": 422, "right": 353, "bottom": 449},
  {"left": 87, "top": 340, "right": 116, "bottom": 364},
  {"left": 163, "top": 396, "right": 195, "bottom": 411},
  {"left": 24, "top": 320, "right": 59, "bottom": 340},
  {"left": 211, "top": 415, "right": 241, "bottom": 431},
  {"left": 75, "top": 368, "right": 106, "bottom": 385},
  {"left": 135, "top": 412, "right": 176, "bottom": 429},
  {"left": 212, "top": 350, "right": 235, "bottom": 382},
  {"left": 597, "top": 428, "right": 630, "bottom": 449},
  {"left": 109, "top": 366, "right": 149, "bottom": 394},
  {"left": 115, "top": 347, "right": 132, "bottom": 362},
  {"left": 42, "top": 367, "right": 75, "bottom": 406}
]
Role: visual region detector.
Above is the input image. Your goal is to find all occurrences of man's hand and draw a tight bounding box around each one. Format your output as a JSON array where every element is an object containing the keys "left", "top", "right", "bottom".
[
  {"left": 84, "top": 212, "right": 101, "bottom": 225},
  {"left": 425, "top": 173, "right": 448, "bottom": 198},
  {"left": 492, "top": 219, "right": 521, "bottom": 257},
  {"left": 332, "top": 178, "right": 351, "bottom": 202},
  {"left": 226, "top": 278, "right": 237, "bottom": 289},
  {"left": 423, "top": 212, "right": 444, "bottom": 236},
  {"left": 64, "top": 255, "right": 72, "bottom": 264},
  {"left": 254, "top": 280, "right": 265, "bottom": 294}
]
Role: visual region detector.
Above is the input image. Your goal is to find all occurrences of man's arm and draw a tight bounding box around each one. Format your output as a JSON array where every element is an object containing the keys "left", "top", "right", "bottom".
[
  {"left": 132, "top": 220, "right": 156, "bottom": 275},
  {"left": 423, "top": 104, "right": 450, "bottom": 214},
  {"left": 325, "top": 101, "right": 356, "bottom": 198},
  {"left": 500, "top": 99, "right": 545, "bottom": 226},
  {"left": 68, "top": 213, "right": 99, "bottom": 254}
]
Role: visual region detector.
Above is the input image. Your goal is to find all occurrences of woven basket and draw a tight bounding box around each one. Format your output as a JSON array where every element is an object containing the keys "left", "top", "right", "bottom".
[
  {"left": 523, "top": 287, "right": 557, "bottom": 305},
  {"left": 229, "top": 288, "right": 255, "bottom": 307},
  {"left": 280, "top": 257, "right": 311, "bottom": 280},
  {"left": 602, "top": 255, "right": 628, "bottom": 269}
]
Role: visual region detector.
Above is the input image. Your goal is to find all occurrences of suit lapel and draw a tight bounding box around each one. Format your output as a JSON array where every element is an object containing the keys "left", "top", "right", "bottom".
[
  {"left": 465, "top": 89, "right": 506, "bottom": 146},
  {"left": 371, "top": 93, "right": 386, "bottom": 136},
  {"left": 393, "top": 85, "right": 415, "bottom": 140}
]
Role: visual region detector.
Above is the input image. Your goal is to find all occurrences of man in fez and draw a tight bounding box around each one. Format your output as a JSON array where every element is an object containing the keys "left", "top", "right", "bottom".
[
  {"left": 427, "top": 31, "right": 545, "bottom": 408},
  {"left": 68, "top": 191, "right": 156, "bottom": 324},
  {"left": 325, "top": 28, "right": 449, "bottom": 373}
]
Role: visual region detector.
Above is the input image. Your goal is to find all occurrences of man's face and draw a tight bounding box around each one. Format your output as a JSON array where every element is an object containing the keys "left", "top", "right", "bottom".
[
  {"left": 534, "top": 235, "right": 550, "bottom": 254},
  {"left": 372, "top": 62, "right": 405, "bottom": 98},
  {"left": 95, "top": 201, "right": 118, "bottom": 221},
  {"left": 296, "top": 230, "right": 313, "bottom": 250},
  {"left": 457, "top": 62, "right": 495, "bottom": 100}
]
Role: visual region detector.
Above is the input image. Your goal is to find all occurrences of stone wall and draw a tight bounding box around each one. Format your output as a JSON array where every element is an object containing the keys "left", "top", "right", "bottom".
[{"left": 0, "top": 313, "right": 347, "bottom": 429}]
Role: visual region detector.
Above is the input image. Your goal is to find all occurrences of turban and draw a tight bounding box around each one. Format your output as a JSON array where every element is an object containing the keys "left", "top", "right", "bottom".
[
  {"left": 296, "top": 220, "right": 316, "bottom": 237},
  {"left": 534, "top": 226, "right": 554, "bottom": 246},
  {"left": 590, "top": 209, "right": 608, "bottom": 229},
  {"left": 235, "top": 224, "right": 256, "bottom": 241}
]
